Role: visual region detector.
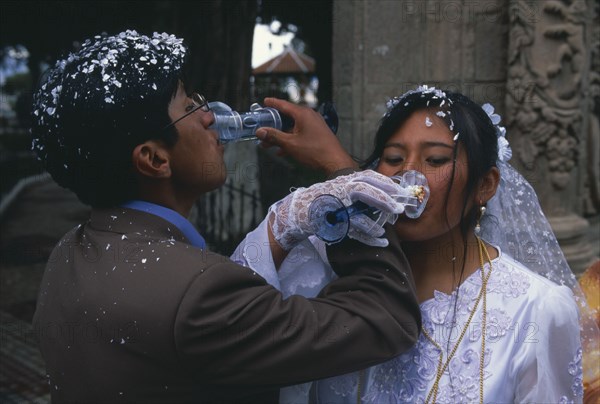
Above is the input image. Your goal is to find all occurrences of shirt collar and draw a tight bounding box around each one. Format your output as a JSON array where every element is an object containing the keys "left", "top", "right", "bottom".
[{"left": 121, "top": 200, "right": 206, "bottom": 249}]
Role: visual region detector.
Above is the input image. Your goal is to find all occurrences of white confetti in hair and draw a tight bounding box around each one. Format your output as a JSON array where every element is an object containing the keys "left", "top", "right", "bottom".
[
  {"left": 383, "top": 84, "right": 449, "bottom": 117},
  {"left": 34, "top": 29, "right": 186, "bottom": 120},
  {"left": 32, "top": 29, "right": 187, "bottom": 165}
]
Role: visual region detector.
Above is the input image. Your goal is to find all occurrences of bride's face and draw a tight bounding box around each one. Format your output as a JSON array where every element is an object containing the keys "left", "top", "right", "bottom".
[{"left": 376, "top": 109, "right": 473, "bottom": 242}]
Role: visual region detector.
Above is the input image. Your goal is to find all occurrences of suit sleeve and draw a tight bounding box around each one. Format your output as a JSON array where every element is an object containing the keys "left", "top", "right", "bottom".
[{"left": 173, "top": 224, "right": 421, "bottom": 386}]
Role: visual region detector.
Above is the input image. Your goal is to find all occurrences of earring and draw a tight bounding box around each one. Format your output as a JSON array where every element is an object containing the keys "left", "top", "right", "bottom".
[{"left": 474, "top": 204, "right": 486, "bottom": 235}]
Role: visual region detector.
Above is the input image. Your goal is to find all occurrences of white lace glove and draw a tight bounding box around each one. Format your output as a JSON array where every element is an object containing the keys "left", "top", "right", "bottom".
[{"left": 269, "top": 170, "right": 404, "bottom": 250}]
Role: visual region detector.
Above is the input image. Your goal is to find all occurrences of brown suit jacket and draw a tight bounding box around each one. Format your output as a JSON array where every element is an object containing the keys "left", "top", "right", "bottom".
[{"left": 33, "top": 207, "right": 420, "bottom": 403}]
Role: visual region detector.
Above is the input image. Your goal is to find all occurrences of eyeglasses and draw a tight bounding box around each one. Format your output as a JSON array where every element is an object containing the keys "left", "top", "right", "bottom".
[{"left": 163, "top": 92, "right": 210, "bottom": 131}]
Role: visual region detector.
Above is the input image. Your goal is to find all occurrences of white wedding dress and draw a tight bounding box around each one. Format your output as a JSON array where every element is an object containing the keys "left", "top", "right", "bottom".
[{"left": 231, "top": 219, "right": 584, "bottom": 404}]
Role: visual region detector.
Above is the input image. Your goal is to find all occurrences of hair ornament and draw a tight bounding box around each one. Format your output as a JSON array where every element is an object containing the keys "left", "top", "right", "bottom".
[{"left": 481, "top": 103, "right": 512, "bottom": 162}]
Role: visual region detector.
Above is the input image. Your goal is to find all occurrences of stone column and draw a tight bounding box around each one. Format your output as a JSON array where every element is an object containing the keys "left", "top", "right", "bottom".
[{"left": 505, "top": 0, "right": 598, "bottom": 274}]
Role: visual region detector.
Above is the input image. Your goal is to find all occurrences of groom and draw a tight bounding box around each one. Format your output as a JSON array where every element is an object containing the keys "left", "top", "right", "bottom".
[{"left": 31, "top": 30, "right": 420, "bottom": 403}]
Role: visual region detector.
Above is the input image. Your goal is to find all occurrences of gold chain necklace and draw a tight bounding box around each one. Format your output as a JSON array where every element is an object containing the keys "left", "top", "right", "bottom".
[{"left": 422, "top": 236, "right": 493, "bottom": 404}]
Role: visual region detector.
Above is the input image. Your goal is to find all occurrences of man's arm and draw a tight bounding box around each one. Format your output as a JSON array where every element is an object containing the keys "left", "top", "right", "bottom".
[{"left": 174, "top": 224, "right": 420, "bottom": 386}]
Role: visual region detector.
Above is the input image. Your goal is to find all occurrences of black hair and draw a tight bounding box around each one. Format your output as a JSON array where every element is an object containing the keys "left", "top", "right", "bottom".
[{"left": 31, "top": 30, "right": 189, "bottom": 207}]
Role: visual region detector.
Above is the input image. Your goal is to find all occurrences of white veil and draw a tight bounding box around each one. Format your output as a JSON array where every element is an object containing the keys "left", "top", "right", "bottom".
[
  {"left": 480, "top": 158, "right": 600, "bottom": 391},
  {"left": 473, "top": 101, "right": 599, "bottom": 396}
]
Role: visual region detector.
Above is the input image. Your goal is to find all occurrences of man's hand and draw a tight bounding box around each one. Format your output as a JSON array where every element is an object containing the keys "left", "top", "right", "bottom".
[{"left": 255, "top": 98, "right": 358, "bottom": 176}]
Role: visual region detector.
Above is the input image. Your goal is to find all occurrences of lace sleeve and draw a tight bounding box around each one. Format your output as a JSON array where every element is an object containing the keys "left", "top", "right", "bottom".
[
  {"left": 515, "top": 285, "right": 584, "bottom": 403},
  {"left": 277, "top": 236, "right": 336, "bottom": 299},
  {"left": 230, "top": 218, "right": 281, "bottom": 290}
]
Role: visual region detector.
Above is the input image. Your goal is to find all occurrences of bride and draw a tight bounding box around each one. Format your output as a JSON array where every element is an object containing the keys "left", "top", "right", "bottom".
[{"left": 234, "top": 86, "right": 595, "bottom": 403}]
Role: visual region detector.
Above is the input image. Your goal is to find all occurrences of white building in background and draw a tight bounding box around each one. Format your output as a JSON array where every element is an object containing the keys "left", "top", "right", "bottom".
[
  {"left": 252, "top": 22, "right": 295, "bottom": 69},
  {"left": 251, "top": 22, "right": 318, "bottom": 107}
]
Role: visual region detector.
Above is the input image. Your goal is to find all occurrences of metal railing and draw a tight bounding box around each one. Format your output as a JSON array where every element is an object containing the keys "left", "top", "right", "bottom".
[{"left": 194, "top": 182, "right": 262, "bottom": 255}]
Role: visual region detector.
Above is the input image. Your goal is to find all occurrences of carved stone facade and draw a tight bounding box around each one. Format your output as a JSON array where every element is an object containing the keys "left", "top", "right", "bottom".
[
  {"left": 332, "top": 0, "right": 599, "bottom": 273},
  {"left": 505, "top": 0, "right": 597, "bottom": 273}
]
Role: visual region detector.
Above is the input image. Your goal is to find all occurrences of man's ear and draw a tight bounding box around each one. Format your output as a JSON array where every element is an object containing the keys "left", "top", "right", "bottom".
[
  {"left": 132, "top": 141, "right": 171, "bottom": 178},
  {"left": 477, "top": 166, "right": 500, "bottom": 205}
]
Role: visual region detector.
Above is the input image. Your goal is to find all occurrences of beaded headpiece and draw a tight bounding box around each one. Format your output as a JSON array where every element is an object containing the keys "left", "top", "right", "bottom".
[{"left": 481, "top": 103, "right": 512, "bottom": 162}]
